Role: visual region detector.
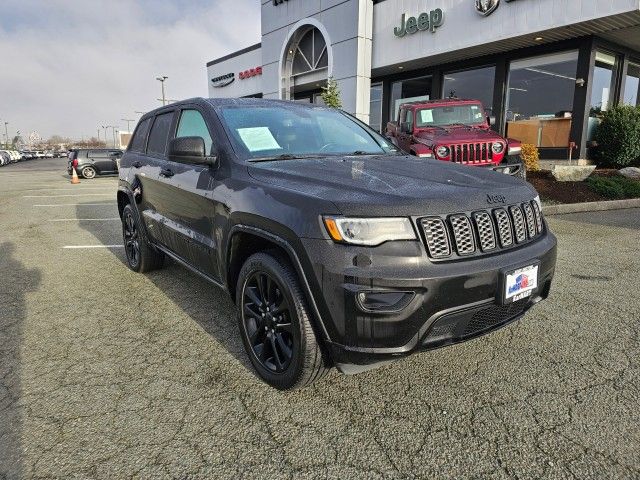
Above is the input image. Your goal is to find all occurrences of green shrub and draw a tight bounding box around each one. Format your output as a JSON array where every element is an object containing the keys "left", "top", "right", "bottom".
[
  {"left": 586, "top": 176, "right": 640, "bottom": 199},
  {"left": 594, "top": 105, "right": 640, "bottom": 167}
]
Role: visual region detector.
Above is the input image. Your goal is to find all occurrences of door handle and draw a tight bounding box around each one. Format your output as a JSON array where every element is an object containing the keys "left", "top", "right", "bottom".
[
  {"left": 132, "top": 161, "right": 142, "bottom": 168},
  {"left": 160, "top": 167, "right": 174, "bottom": 178}
]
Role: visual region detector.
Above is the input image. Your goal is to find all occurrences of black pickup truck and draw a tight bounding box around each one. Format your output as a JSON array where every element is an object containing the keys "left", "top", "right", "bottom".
[{"left": 117, "top": 98, "right": 557, "bottom": 390}]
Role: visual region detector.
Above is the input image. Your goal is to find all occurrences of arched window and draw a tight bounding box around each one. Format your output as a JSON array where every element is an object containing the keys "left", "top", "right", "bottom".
[{"left": 291, "top": 28, "right": 328, "bottom": 76}]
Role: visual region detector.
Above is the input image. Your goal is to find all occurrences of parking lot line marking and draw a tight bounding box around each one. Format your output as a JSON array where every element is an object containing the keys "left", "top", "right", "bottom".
[
  {"left": 49, "top": 218, "right": 120, "bottom": 222},
  {"left": 24, "top": 193, "right": 114, "bottom": 198},
  {"left": 34, "top": 203, "right": 117, "bottom": 207},
  {"left": 62, "top": 245, "right": 123, "bottom": 249}
]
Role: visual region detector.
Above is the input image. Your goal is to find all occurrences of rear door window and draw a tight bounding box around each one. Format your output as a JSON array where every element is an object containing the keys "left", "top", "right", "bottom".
[
  {"left": 146, "top": 112, "right": 174, "bottom": 157},
  {"left": 130, "top": 117, "right": 152, "bottom": 153}
]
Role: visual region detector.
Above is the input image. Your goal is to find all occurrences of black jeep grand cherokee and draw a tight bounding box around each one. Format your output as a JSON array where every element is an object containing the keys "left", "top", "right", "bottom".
[{"left": 117, "top": 98, "right": 556, "bottom": 390}]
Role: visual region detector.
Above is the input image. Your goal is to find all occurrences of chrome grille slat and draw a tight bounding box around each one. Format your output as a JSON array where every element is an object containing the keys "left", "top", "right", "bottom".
[
  {"left": 494, "top": 208, "right": 513, "bottom": 247},
  {"left": 509, "top": 205, "right": 527, "bottom": 243},
  {"left": 522, "top": 203, "right": 536, "bottom": 238},
  {"left": 531, "top": 200, "right": 543, "bottom": 233},
  {"left": 472, "top": 212, "right": 496, "bottom": 251},
  {"left": 449, "top": 214, "right": 476, "bottom": 255},
  {"left": 421, "top": 217, "right": 451, "bottom": 258}
]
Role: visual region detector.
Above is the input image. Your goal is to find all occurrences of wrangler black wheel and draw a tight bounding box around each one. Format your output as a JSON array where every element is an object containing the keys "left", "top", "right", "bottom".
[
  {"left": 237, "top": 252, "right": 328, "bottom": 389},
  {"left": 121, "top": 204, "right": 164, "bottom": 273}
]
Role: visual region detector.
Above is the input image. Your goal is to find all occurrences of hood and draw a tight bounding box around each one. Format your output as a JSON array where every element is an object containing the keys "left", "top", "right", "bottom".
[
  {"left": 247, "top": 155, "right": 537, "bottom": 216},
  {"left": 414, "top": 126, "right": 503, "bottom": 146}
]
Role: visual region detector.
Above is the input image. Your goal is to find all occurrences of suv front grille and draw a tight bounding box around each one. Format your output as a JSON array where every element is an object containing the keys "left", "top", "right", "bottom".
[
  {"left": 449, "top": 142, "right": 493, "bottom": 164},
  {"left": 420, "top": 200, "right": 543, "bottom": 260}
]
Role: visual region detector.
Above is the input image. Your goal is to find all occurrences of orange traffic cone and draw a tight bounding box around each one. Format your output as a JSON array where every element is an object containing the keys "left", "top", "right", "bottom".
[{"left": 71, "top": 167, "right": 80, "bottom": 184}]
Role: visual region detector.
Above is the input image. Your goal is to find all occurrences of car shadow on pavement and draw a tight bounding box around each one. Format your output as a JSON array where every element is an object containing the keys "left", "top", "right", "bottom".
[
  {"left": 0, "top": 242, "right": 42, "bottom": 479},
  {"left": 74, "top": 203, "right": 255, "bottom": 374}
]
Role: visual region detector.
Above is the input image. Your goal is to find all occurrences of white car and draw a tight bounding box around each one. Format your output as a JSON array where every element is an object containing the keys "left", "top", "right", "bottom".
[
  {"left": 44, "top": 151, "right": 54, "bottom": 158},
  {"left": 0, "top": 151, "right": 10, "bottom": 166}
]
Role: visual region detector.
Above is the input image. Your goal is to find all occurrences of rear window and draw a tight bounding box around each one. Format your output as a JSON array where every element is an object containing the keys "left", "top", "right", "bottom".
[
  {"left": 130, "top": 117, "right": 152, "bottom": 153},
  {"left": 146, "top": 113, "right": 174, "bottom": 156},
  {"left": 68, "top": 151, "right": 78, "bottom": 160}
]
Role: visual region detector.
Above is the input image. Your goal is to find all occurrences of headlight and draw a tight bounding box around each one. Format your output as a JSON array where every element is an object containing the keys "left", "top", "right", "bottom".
[
  {"left": 508, "top": 145, "right": 521, "bottom": 155},
  {"left": 436, "top": 146, "right": 450, "bottom": 158},
  {"left": 492, "top": 142, "right": 504, "bottom": 154},
  {"left": 323, "top": 217, "right": 416, "bottom": 246}
]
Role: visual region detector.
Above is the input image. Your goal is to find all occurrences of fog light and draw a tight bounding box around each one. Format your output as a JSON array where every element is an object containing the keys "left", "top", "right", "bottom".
[{"left": 356, "top": 291, "right": 415, "bottom": 313}]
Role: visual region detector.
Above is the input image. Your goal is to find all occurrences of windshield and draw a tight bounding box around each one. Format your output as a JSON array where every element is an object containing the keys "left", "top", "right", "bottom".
[
  {"left": 219, "top": 105, "right": 398, "bottom": 160},
  {"left": 415, "top": 103, "right": 486, "bottom": 127}
]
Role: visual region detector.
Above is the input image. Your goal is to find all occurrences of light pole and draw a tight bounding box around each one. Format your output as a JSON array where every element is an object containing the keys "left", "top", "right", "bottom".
[
  {"left": 4, "top": 122, "right": 9, "bottom": 148},
  {"left": 97, "top": 127, "right": 101, "bottom": 143},
  {"left": 121, "top": 118, "right": 135, "bottom": 132},
  {"left": 102, "top": 125, "right": 114, "bottom": 147},
  {"left": 156, "top": 76, "right": 168, "bottom": 105}
]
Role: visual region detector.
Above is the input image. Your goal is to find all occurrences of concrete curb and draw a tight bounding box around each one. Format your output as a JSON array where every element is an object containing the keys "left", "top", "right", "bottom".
[{"left": 543, "top": 198, "right": 640, "bottom": 215}]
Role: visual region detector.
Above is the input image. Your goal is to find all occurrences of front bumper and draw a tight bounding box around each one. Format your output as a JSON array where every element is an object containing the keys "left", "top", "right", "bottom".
[{"left": 300, "top": 229, "right": 557, "bottom": 371}]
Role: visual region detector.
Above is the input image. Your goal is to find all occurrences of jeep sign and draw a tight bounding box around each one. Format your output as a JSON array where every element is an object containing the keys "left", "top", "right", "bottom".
[{"left": 394, "top": 9, "right": 444, "bottom": 37}]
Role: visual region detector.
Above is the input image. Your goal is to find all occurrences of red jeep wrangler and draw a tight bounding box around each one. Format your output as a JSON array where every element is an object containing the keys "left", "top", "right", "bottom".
[{"left": 386, "top": 98, "right": 525, "bottom": 179}]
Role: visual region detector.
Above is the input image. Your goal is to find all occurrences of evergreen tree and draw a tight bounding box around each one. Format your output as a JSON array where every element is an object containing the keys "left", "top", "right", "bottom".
[{"left": 320, "top": 77, "right": 342, "bottom": 109}]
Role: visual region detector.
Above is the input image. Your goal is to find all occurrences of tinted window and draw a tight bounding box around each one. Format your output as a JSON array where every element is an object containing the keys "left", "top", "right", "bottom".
[
  {"left": 147, "top": 113, "right": 174, "bottom": 156},
  {"left": 130, "top": 117, "right": 152, "bottom": 152},
  {"left": 176, "top": 110, "right": 213, "bottom": 154},
  {"left": 88, "top": 150, "right": 107, "bottom": 157}
]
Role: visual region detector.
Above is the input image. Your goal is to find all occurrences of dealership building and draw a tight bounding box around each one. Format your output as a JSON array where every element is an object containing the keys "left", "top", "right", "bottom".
[{"left": 206, "top": 0, "right": 640, "bottom": 160}]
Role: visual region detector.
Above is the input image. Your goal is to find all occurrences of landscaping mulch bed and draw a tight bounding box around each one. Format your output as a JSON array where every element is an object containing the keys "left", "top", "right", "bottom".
[{"left": 527, "top": 170, "right": 606, "bottom": 204}]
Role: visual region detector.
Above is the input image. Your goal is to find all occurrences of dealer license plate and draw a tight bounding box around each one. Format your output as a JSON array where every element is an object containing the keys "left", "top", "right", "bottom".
[{"left": 504, "top": 264, "right": 539, "bottom": 303}]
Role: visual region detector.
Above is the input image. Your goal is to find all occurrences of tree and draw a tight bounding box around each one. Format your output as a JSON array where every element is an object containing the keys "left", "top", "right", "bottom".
[{"left": 320, "top": 77, "right": 342, "bottom": 109}]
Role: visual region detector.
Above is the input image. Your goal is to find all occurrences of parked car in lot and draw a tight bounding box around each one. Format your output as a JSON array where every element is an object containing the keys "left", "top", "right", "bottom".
[
  {"left": 67, "top": 148, "right": 123, "bottom": 178},
  {"left": 386, "top": 98, "right": 526, "bottom": 179},
  {"left": 117, "top": 98, "right": 556, "bottom": 390},
  {"left": 0, "top": 150, "right": 20, "bottom": 163},
  {"left": 0, "top": 151, "right": 10, "bottom": 166}
]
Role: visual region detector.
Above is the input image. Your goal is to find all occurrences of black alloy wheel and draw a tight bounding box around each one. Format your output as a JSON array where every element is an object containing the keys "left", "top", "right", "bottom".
[
  {"left": 237, "top": 252, "right": 328, "bottom": 389},
  {"left": 121, "top": 204, "right": 164, "bottom": 273},
  {"left": 123, "top": 209, "right": 140, "bottom": 269},
  {"left": 242, "top": 271, "right": 294, "bottom": 373}
]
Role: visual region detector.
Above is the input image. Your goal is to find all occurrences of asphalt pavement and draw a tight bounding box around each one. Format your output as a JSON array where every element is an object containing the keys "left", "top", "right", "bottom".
[{"left": 1, "top": 158, "right": 639, "bottom": 479}]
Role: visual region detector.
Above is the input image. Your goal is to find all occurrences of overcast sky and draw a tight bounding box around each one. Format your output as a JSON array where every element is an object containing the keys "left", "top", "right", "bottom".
[{"left": 0, "top": 0, "right": 260, "bottom": 141}]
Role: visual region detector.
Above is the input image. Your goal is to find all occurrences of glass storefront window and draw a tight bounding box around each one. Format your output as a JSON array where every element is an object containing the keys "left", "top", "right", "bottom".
[
  {"left": 505, "top": 51, "right": 578, "bottom": 148},
  {"left": 389, "top": 76, "right": 432, "bottom": 121},
  {"left": 442, "top": 65, "right": 495, "bottom": 111},
  {"left": 590, "top": 51, "right": 617, "bottom": 114},
  {"left": 369, "top": 82, "right": 383, "bottom": 132},
  {"left": 623, "top": 61, "right": 640, "bottom": 106}
]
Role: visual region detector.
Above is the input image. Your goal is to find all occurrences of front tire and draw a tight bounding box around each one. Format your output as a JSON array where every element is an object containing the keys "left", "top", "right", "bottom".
[
  {"left": 81, "top": 166, "right": 96, "bottom": 179},
  {"left": 237, "top": 252, "right": 329, "bottom": 390},
  {"left": 121, "top": 204, "right": 164, "bottom": 273}
]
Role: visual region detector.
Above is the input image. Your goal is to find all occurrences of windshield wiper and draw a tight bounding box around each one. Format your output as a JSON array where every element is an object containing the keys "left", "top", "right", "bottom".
[{"left": 249, "top": 153, "right": 317, "bottom": 162}]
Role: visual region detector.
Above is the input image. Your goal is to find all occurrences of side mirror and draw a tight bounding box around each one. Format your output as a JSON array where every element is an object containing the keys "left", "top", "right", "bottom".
[
  {"left": 168, "top": 136, "right": 218, "bottom": 168},
  {"left": 488, "top": 116, "right": 496, "bottom": 126},
  {"left": 400, "top": 122, "right": 411, "bottom": 134}
]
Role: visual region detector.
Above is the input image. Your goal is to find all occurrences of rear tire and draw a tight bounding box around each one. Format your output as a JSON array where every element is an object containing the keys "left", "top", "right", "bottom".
[
  {"left": 122, "top": 204, "right": 164, "bottom": 273},
  {"left": 237, "top": 251, "right": 329, "bottom": 390},
  {"left": 81, "top": 166, "right": 96, "bottom": 179}
]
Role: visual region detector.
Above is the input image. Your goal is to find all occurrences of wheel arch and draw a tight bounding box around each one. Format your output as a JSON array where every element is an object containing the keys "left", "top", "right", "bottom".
[{"left": 225, "top": 225, "right": 330, "bottom": 342}]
